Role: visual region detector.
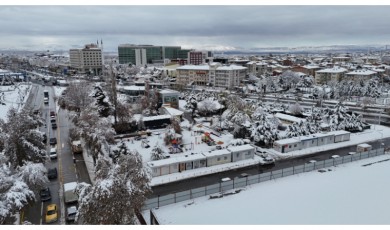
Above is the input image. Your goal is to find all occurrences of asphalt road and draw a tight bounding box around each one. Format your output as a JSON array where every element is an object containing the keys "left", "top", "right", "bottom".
[
  {"left": 22, "top": 84, "right": 91, "bottom": 225},
  {"left": 151, "top": 137, "right": 389, "bottom": 198}
]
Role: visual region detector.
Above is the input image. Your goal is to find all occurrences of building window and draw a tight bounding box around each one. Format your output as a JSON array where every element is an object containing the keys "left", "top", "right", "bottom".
[
  {"left": 217, "top": 157, "right": 220, "bottom": 161},
  {"left": 294, "top": 144, "right": 297, "bottom": 147},
  {"left": 224, "top": 156, "right": 228, "bottom": 160}
]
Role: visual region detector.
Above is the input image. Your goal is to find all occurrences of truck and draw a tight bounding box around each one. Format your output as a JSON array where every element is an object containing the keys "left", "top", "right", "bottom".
[
  {"left": 44, "top": 90, "right": 49, "bottom": 98},
  {"left": 44, "top": 90, "right": 49, "bottom": 104},
  {"left": 356, "top": 143, "right": 372, "bottom": 153},
  {"left": 71, "top": 140, "right": 82, "bottom": 154},
  {"left": 63, "top": 182, "right": 78, "bottom": 204}
]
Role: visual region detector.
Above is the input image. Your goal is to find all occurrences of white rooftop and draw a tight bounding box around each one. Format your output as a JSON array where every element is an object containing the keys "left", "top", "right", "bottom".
[
  {"left": 203, "top": 149, "right": 231, "bottom": 157},
  {"left": 147, "top": 153, "right": 206, "bottom": 167},
  {"left": 316, "top": 67, "right": 347, "bottom": 73},
  {"left": 227, "top": 144, "right": 254, "bottom": 152},
  {"left": 275, "top": 113, "right": 306, "bottom": 123},
  {"left": 162, "top": 107, "right": 184, "bottom": 116},
  {"left": 274, "top": 138, "right": 301, "bottom": 145},
  {"left": 346, "top": 69, "right": 377, "bottom": 76},
  {"left": 177, "top": 65, "right": 210, "bottom": 70},
  {"left": 327, "top": 130, "right": 350, "bottom": 135},
  {"left": 217, "top": 65, "right": 247, "bottom": 71}
]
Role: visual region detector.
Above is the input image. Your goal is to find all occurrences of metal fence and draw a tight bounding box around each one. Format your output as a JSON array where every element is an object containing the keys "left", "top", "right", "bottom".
[{"left": 144, "top": 148, "right": 386, "bottom": 210}]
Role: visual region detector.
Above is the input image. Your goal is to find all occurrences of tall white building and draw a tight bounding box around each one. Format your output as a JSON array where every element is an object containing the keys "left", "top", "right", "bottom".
[
  {"left": 134, "top": 49, "right": 147, "bottom": 66},
  {"left": 69, "top": 43, "right": 103, "bottom": 75}
]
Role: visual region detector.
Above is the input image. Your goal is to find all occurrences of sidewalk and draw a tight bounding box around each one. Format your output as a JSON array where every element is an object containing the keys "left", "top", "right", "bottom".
[{"left": 81, "top": 143, "right": 96, "bottom": 185}]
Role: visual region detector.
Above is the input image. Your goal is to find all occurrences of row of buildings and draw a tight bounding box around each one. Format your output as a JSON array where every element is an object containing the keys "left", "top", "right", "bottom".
[{"left": 69, "top": 42, "right": 214, "bottom": 75}]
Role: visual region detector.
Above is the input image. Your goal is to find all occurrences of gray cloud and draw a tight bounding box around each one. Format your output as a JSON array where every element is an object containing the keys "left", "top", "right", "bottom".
[{"left": 0, "top": 5, "right": 389, "bottom": 51}]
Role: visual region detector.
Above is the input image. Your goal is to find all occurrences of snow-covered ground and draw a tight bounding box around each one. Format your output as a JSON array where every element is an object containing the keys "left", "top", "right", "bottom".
[
  {"left": 0, "top": 83, "right": 32, "bottom": 120},
  {"left": 149, "top": 154, "right": 390, "bottom": 224}
]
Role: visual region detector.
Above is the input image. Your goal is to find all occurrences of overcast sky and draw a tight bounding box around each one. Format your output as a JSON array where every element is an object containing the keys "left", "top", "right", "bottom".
[{"left": 0, "top": 5, "right": 389, "bottom": 52}]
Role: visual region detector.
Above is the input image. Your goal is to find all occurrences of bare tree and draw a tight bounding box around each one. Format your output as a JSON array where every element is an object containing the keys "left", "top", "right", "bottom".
[{"left": 60, "top": 81, "right": 94, "bottom": 111}]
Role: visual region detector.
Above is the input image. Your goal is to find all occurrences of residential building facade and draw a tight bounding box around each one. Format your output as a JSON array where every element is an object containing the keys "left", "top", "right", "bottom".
[
  {"left": 176, "top": 64, "right": 247, "bottom": 89},
  {"left": 315, "top": 67, "right": 348, "bottom": 84}
]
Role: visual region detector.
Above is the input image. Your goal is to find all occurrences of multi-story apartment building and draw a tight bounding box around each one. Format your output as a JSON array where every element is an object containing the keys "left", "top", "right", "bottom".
[
  {"left": 176, "top": 64, "right": 247, "bottom": 89},
  {"left": 176, "top": 65, "right": 210, "bottom": 86},
  {"left": 345, "top": 69, "right": 377, "bottom": 81},
  {"left": 118, "top": 44, "right": 193, "bottom": 64},
  {"left": 315, "top": 67, "right": 348, "bottom": 84},
  {"left": 212, "top": 65, "right": 247, "bottom": 89},
  {"left": 69, "top": 43, "right": 103, "bottom": 75}
]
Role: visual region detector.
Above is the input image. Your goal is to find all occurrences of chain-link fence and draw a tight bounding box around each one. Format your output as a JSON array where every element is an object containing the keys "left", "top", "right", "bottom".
[{"left": 145, "top": 148, "right": 386, "bottom": 210}]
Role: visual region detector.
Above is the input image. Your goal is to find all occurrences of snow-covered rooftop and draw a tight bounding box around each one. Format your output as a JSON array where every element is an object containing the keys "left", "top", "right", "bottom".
[
  {"left": 119, "top": 85, "right": 145, "bottom": 91},
  {"left": 316, "top": 67, "right": 347, "bottom": 73},
  {"left": 275, "top": 113, "right": 306, "bottom": 123},
  {"left": 148, "top": 153, "right": 206, "bottom": 167},
  {"left": 227, "top": 144, "right": 254, "bottom": 152},
  {"left": 176, "top": 65, "right": 210, "bottom": 70},
  {"left": 203, "top": 149, "right": 231, "bottom": 157},
  {"left": 346, "top": 69, "right": 377, "bottom": 76},
  {"left": 161, "top": 107, "right": 183, "bottom": 116},
  {"left": 274, "top": 138, "right": 300, "bottom": 145},
  {"left": 217, "top": 65, "right": 247, "bottom": 71}
]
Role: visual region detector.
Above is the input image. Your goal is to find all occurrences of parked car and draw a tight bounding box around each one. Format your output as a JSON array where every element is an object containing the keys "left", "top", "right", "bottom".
[
  {"left": 49, "top": 137, "right": 57, "bottom": 145},
  {"left": 42, "top": 134, "right": 47, "bottom": 143},
  {"left": 45, "top": 204, "right": 58, "bottom": 223},
  {"left": 47, "top": 168, "right": 58, "bottom": 179},
  {"left": 40, "top": 187, "right": 51, "bottom": 201},
  {"left": 51, "top": 123, "right": 57, "bottom": 129},
  {"left": 331, "top": 155, "right": 340, "bottom": 159},
  {"left": 49, "top": 147, "right": 57, "bottom": 159},
  {"left": 308, "top": 160, "right": 317, "bottom": 164},
  {"left": 66, "top": 206, "right": 77, "bottom": 223},
  {"left": 50, "top": 111, "right": 56, "bottom": 118}
]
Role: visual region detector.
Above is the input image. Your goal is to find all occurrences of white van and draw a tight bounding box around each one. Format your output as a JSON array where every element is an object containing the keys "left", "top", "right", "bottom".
[{"left": 49, "top": 147, "right": 57, "bottom": 159}]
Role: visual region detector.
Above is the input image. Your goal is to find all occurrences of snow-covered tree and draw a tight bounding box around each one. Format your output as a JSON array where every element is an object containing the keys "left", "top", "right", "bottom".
[
  {"left": 0, "top": 156, "right": 35, "bottom": 224},
  {"left": 0, "top": 108, "right": 46, "bottom": 168},
  {"left": 289, "top": 102, "right": 303, "bottom": 115},
  {"left": 250, "top": 111, "right": 279, "bottom": 147},
  {"left": 76, "top": 148, "right": 151, "bottom": 224},
  {"left": 91, "top": 86, "right": 111, "bottom": 117},
  {"left": 150, "top": 143, "right": 165, "bottom": 161},
  {"left": 72, "top": 106, "right": 116, "bottom": 165}
]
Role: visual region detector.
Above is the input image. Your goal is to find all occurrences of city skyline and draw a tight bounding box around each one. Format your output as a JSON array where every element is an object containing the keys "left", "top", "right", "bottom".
[{"left": 0, "top": 5, "right": 390, "bottom": 52}]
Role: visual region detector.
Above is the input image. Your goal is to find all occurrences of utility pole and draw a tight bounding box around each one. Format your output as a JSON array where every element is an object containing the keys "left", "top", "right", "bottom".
[{"left": 110, "top": 60, "right": 118, "bottom": 125}]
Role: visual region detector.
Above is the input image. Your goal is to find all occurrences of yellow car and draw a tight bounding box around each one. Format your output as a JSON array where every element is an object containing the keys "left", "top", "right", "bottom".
[{"left": 45, "top": 204, "right": 58, "bottom": 223}]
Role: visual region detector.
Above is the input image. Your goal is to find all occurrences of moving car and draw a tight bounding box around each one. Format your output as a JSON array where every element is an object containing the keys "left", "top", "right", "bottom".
[
  {"left": 40, "top": 187, "right": 51, "bottom": 201},
  {"left": 51, "top": 123, "right": 57, "bottom": 129},
  {"left": 49, "top": 137, "right": 57, "bottom": 145},
  {"left": 50, "top": 111, "right": 56, "bottom": 118},
  {"left": 49, "top": 147, "right": 57, "bottom": 159},
  {"left": 45, "top": 204, "right": 58, "bottom": 223},
  {"left": 47, "top": 168, "right": 58, "bottom": 179}
]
